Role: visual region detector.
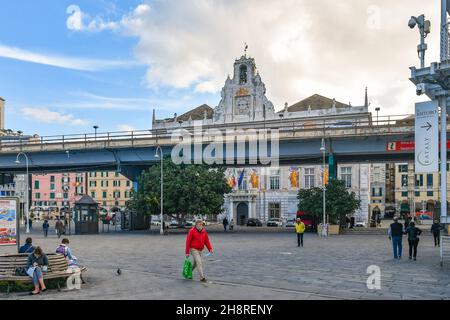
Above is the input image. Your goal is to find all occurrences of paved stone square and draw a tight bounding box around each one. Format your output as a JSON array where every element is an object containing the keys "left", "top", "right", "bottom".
[{"left": 1, "top": 227, "right": 450, "bottom": 300}]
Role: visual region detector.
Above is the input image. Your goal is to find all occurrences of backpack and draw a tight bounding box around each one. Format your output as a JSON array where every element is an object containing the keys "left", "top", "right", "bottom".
[
  {"left": 14, "top": 267, "right": 28, "bottom": 276},
  {"left": 56, "top": 245, "right": 68, "bottom": 257}
]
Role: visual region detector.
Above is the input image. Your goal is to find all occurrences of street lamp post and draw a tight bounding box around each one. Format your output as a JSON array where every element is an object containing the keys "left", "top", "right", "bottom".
[
  {"left": 375, "top": 107, "right": 380, "bottom": 126},
  {"left": 320, "top": 138, "right": 327, "bottom": 237},
  {"left": 15, "top": 152, "right": 29, "bottom": 234},
  {"left": 93, "top": 125, "right": 99, "bottom": 140},
  {"left": 154, "top": 146, "right": 164, "bottom": 235}
]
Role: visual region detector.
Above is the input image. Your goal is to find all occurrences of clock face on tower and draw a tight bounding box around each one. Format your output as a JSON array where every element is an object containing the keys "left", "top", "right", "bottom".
[{"left": 235, "top": 96, "right": 251, "bottom": 116}]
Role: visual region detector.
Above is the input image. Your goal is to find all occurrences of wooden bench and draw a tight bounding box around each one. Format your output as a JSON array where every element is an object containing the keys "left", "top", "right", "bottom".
[{"left": 0, "top": 253, "right": 87, "bottom": 294}]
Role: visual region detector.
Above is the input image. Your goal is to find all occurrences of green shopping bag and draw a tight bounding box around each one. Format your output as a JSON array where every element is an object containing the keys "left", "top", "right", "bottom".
[{"left": 182, "top": 258, "right": 193, "bottom": 279}]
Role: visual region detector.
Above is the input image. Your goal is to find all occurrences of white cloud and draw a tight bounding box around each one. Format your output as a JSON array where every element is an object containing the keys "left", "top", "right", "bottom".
[
  {"left": 53, "top": 91, "right": 185, "bottom": 111},
  {"left": 66, "top": 5, "right": 85, "bottom": 31},
  {"left": 117, "top": 124, "right": 137, "bottom": 132},
  {"left": 67, "top": 4, "right": 119, "bottom": 32},
  {"left": 22, "top": 107, "right": 89, "bottom": 126},
  {"left": 68, "top": 1, "right": 441, "bottom": 114},
  {"left": 0, "top": 44, "right": 138, "bottom": 71}
]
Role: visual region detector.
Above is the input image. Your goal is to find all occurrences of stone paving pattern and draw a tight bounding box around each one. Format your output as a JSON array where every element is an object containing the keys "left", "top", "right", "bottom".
[{"left": 1, "top": 226, "right": 450, "bottom": 300}]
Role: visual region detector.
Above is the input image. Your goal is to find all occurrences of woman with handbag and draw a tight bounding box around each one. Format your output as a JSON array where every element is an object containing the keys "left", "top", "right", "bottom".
[{"left": 26, "top": 246, "right": 48, "bottom": 295}]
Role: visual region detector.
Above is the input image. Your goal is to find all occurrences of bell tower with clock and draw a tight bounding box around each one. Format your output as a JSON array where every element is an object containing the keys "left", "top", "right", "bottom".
[{"left": 213, "top": 53, "right": 276, "bottom": 124}]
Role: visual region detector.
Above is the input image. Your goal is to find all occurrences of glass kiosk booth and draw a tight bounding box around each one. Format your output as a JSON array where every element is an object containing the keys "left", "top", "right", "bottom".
[{"left": 74, "top": 195, "right": 99, "bottom": 234}]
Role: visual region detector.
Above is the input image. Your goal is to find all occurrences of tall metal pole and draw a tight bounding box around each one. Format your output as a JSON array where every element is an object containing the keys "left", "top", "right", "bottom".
[
  {"left": 441, "top": 0, "right": 448, "bottom": 223},
  {"left": 156, "top": 146, "right": 164, "bottom": 235},
  {"left": 321, "top": 138, "right": 327, "bottom": 236},
  {"left": 16, "top": 153, "right": 29, "bottom": 234},
  {"left": 441, "top": 0, "right": 449, "bottom": 62},
  {"left": 441, "top": 97, "right": 448, "bottom": 222}
]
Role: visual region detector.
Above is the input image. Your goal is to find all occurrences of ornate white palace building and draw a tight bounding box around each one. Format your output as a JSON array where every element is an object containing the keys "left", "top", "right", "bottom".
[{"left": 152, "top": 54, "right": 375, "bottom": 225}]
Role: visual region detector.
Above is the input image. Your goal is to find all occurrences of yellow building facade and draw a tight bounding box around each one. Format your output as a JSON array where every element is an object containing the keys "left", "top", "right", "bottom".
[
  {"left": 87, "top": 171, "right": 133, "bottom": 209},
  {"left": 394, "top": 162, "right": 450, "bottom": 216}
]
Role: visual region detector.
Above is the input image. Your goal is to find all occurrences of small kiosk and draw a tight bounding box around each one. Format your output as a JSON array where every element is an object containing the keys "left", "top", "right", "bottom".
[{"left": 74, "top": 195, "right": 99, "bottom": 235}]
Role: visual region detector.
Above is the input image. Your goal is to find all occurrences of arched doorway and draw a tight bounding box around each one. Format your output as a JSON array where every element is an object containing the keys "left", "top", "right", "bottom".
[{"left": 237, "top": 202, "right": 249, "bottom": 226}]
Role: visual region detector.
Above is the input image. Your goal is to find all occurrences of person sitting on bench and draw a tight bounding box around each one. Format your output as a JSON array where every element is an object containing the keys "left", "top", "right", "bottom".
[
  {"left": 56, "top": 238, "right": 78, "bottom": 267},
  {"left": 19, "top": 237, "right": 35, "bottom": 254},
  {"left": 26, "top": 246, "right": 48, "bottom": 295}
]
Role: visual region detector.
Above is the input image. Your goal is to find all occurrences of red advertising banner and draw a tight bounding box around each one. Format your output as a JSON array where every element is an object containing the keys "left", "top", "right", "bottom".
[{"left": 387, "top": 140, "right": 450, "bottom": 151}]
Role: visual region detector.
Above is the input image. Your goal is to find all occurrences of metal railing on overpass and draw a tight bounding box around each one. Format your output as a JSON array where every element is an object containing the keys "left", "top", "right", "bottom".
[{"left": 0, "top": 114, "right": 418, "bottom": 154}]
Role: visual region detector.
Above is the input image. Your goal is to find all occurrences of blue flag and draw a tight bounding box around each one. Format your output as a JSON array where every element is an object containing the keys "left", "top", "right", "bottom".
[{"left": 238, "top": 170, "right": 245, "bottom": 187}]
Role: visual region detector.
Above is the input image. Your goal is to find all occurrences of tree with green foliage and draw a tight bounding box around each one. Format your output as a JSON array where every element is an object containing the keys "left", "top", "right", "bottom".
[
  {"left": 297, "top": 179, "right": 360, "bottom": 226},
  {"left": 127, "top": 159, "right": 232, "bottom": 221}
]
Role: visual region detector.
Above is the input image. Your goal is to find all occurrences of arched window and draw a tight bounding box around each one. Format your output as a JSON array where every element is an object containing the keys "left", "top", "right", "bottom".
[{"left": 239, "top": 65, "right": 247, "bottom": 84}]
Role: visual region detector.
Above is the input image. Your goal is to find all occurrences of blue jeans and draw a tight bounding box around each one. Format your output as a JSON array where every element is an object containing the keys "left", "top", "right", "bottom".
[
  {"left": 392, "top": 236, "right": 403, "bottom": 258},
  {"left": 32, "top": 267, "right": 43, "bottom": 285}
]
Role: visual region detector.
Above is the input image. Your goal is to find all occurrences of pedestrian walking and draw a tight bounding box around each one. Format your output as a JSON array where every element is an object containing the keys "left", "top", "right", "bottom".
[
  {"left": 28, "top": 218, "right": 33, "bottom": 231},
  {"left": 229, "top": 219, "right": 234, "bottom": 231},
  {"left": 55, "top": 218, "right": 65, "bottom": 239},
  {"left": 388, "top": 217, "right": 404, "bottom": 259},
  {"left": 42, "top": 220, "right": 49, "bottom": 237},
  {"left": 405, "top": 222, "right": 422, "bottom": 261},
  {"left": 431, "top": 220, "right": 444, "bottom": 247},
  {"left": 376, "top": 215, "right": 382, "bottom": 228},
  {"left": 295, "top": 218, "right": 306, "bottom": 247},
  {"left": 185, "top": 219, "right": 213, "bottom": 282},
  {"left": 222, "top": 216, "right": 229, "bottom": 232}
]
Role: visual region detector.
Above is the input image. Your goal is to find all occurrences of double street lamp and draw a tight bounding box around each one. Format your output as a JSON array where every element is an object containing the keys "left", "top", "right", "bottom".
[
  {"left": 15, "top": 152, "right": 30, "bottom": 234},
  {"left": 154, "top": 146, "right": 164, "bottom": 235}
]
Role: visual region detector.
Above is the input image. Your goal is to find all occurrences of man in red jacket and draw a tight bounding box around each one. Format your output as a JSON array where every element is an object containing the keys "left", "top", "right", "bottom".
[{"left": 186, "top": 219, "right": 213, "bottom": 282}]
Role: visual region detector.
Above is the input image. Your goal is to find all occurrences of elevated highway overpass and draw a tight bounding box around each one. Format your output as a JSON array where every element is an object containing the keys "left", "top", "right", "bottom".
[{"left": 0, "top": 114, "right": 445, "bottom": 179}]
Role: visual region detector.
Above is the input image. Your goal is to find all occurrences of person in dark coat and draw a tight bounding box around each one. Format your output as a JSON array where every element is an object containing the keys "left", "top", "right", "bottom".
[
  {"left": 55, "top": 218, "right": 65, "bottom": 238},
  {"left": 405, "top": 222, "right": 422, "bottom": 260},
  {"left": 222, "top": 217, "right": 229, "bottom": 232},
  {"left": 42, "top": 220, "right": 49, "bottom": 237},
  {"left": 388, "top": 217, "right": 404, "bottom": 259},
  {"left": 431, "top": 220, "right": 444, "bottom": 247},
  {"left": 19, "top": 237, "right": 35, "bottom": 254}
]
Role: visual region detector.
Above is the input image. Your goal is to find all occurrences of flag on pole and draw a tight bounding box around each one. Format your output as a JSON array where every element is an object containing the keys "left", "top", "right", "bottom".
[{"left": 238, "top": 170, "right": 245, "bottom": 187}]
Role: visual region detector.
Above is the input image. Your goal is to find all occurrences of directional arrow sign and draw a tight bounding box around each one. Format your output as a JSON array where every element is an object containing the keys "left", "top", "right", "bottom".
[
  {"left": 421, "top": 122, "right": 432, "bottom": 131},
  {"left": 415, "top": 101, "right": 439, "bottom": 173}
]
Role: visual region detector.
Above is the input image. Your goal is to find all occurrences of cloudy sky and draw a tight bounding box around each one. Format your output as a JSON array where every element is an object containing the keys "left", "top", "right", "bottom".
[{"left": 0, "top": 0, "right": 441, "bottom": 136}]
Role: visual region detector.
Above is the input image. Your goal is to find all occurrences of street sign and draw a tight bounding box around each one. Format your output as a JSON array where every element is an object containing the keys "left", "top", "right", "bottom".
[
  {"left": 386, "top": 140, "right": 450, "bottom": 151},
  {"left": 415, "top": 101, "right": 439, "bottom": 173}
]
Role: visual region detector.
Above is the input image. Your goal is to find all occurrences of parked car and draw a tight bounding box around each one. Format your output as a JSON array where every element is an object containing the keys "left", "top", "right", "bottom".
[
  {"left": 267, "top": 218, "right": 283, "bottom": 227},
  {"left": 169, "top": 219, "right": 179, "bottom": 228},
  {"left": 151, "top": 220, "right": 161, "bottom": 226},
  {"left": 415, "top": 210, "right": 433, "bottom": 220},
  {"left": 355, "top": 221, "right": 366, "bottom": 228},
  {"left": 296, "top": 211, "right": 315, "bottom": 231},
  {"left": 285, "top": 219, "right": 296, "bottom": 228},
  {"left": 184, "top": 220, "right": 194, "bottom": 227},
  {"left": 246, "top": 218, "right": 263, "bottom": 227}
]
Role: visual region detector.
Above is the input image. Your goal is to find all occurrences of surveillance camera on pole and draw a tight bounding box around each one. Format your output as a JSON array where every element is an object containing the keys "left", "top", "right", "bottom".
[
  {"left": 408, "top": 14, "right": 431, "bottom": 68},
  {"left": 416, "top": 83, "right": 427, "bottom": 96}
]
